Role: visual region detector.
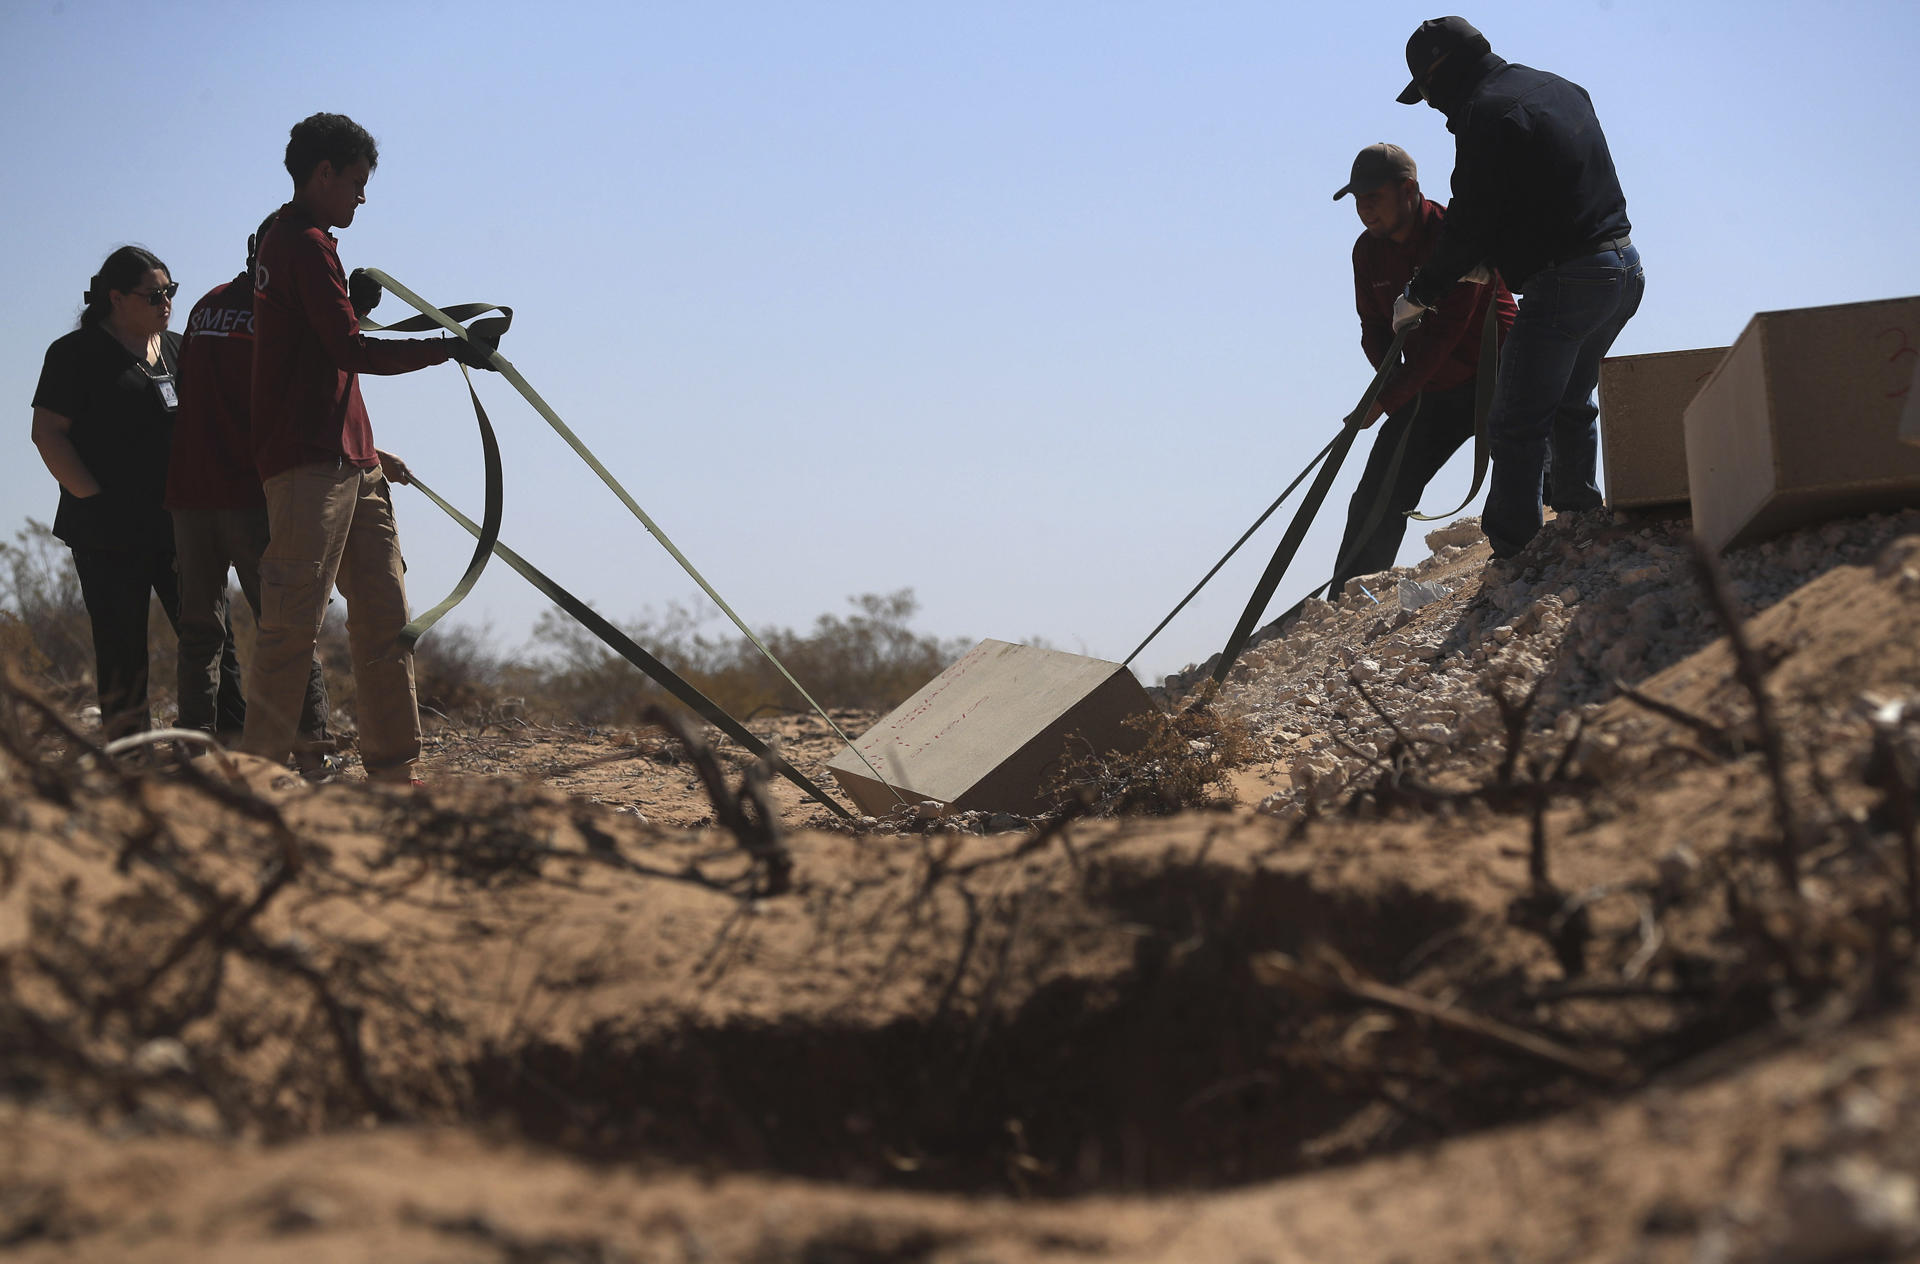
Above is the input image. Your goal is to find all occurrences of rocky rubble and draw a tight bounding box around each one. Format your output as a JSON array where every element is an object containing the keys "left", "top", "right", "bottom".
[{"left": 1178, "top": 505, "right": 1920, "bottom": 821}]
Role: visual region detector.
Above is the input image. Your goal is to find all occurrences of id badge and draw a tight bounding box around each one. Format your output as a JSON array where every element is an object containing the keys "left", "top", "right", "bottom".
[{"left": 152, "top": 373, "right": 178, "bottom": 413}]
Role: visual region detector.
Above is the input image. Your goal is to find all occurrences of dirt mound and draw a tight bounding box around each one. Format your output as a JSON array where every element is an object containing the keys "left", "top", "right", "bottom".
[{"left": 6, "top": 508, "right": 1920, "bottom": 1262}]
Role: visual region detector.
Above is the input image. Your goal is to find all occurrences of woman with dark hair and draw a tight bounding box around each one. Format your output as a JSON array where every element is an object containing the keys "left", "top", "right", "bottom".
[{"left": 30, "top": 245, "right": 240, "bottom": 737}]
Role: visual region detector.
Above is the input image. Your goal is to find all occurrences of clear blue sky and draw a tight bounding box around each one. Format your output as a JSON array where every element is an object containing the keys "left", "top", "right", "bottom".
[{"left": 5, "top": 1, "right": 1917, "bottom": 687}]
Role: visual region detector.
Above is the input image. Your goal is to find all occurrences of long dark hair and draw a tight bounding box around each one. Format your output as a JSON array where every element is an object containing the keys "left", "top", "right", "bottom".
[{"left": 80, "top": 245, "right": 169, "bottom": 329}]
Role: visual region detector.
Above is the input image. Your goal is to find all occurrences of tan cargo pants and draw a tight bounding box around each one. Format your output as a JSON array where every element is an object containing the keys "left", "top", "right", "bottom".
[{"left": 241, "top": 461, "right": 419, "bottom": 782}]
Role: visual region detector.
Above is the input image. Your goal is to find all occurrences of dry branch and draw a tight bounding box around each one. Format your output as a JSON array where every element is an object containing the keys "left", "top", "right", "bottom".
[
  {"left": 1489, "top": 670, "right": 1547, "bottom": 790},
  {"left": 1691, "top": 539, "right": 1802, "bottom": 890},
  {"left": 1614, "top": 680, "right": 1740, "bottom": 758},
  {"left": 640, "top": 704, "right": 792, "bottom": 896},
  {"left": 1254, "top": 946, "right": 1630, "bottom": 1085}
]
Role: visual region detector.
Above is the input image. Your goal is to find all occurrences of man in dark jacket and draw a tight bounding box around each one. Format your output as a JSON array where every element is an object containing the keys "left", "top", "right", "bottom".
[
  {"left": 1389, "top": 16, "right": 1644, "bottom": 558},
  {"left": 1330, "top": 141, "right": 1515, "bottom": 596}
]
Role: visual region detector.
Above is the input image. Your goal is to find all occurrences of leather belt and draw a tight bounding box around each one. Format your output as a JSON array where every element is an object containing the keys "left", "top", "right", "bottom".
[{"left": 1557, "top": 234, "right": 1632, "bottom": 267}]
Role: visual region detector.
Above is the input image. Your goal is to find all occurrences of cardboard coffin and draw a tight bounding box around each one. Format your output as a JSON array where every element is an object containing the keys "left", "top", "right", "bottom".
[
  {"left": 825, "top": 639, "right": 1155, "bottom": 817},
  {"left": 1683, "top": 295, "right": 1920, "bottom": 552},
  {"left": 1597, "top": 347, "right": 1728, "bottom": 509},
  {"left": 1901, "top": 355, "right": 1920, "bottom": 447}
]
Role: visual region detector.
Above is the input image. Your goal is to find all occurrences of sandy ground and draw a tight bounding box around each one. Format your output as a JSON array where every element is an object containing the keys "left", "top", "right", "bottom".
[{"left": 5, "top": 510, "right": 1920, "bottom": 1263}]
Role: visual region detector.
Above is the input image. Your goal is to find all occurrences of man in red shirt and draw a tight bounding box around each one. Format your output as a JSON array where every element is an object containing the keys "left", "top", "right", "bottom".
[
  {"left": 241, "top": 112, "right": 494, "bottom": 783},
  {"left": 167, "top": 213, "right": 332, "bottom": 753},
  {"left": 1329, "top": 142, "right": 1515, "bottom": 595}
]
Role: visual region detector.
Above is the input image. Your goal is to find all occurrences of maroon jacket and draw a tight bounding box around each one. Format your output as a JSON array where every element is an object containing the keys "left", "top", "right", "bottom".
[
  {"left": 166, "top": 275, "right": 266, "bottom": 510},
  {"left": 250, "top": 202, "right": 449, "bottom": 480},
  {"left": 1353, "top": 198, "right": 1517, "bottom": 417}
]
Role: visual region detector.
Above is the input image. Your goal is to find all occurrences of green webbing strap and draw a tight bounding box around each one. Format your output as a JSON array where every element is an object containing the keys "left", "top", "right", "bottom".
[
  {"left": 1408, "top": 300, "right": 1500, "bottom": 522},
  {"left": 396, "top": 364, "right": 502, "bottom": 649},
  {"left": 360, "top": 300, "right": 514, "bottom": 649},
  {"left": 407, "top": 475, "right": 852, "bottom": 820},
  {"left": 1209, "top": 425, "right": 1361, "bottom": 686},
  {"left": 360, "top": 268, "right": 905, "bottom": 806},
  {"left": 360, "top": 301, "right": 513, "bottom": 338},
  {"left": 1320, "top": 391, "right": 1424, "bottom": 595},
  {"left": 1204, "top": 301, "right": 1503, "bottom": 679},
  {"left": 1208, "top": 327, "right": 1410, "bottom": 686},
  {"left": 1122, "top": 431, "right": 1341, "bottom": 667}
]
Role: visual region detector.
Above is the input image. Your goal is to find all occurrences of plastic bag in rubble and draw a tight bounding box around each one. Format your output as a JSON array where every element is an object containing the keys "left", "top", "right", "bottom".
[{"left": 1397, "top": 578, "right": 1449, "bottom": 612}]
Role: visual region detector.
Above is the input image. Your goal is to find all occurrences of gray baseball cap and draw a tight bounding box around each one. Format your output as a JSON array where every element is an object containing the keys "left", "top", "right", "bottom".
[{"left": 1333, "top": 142, "right": 1417, "bottom": 200}]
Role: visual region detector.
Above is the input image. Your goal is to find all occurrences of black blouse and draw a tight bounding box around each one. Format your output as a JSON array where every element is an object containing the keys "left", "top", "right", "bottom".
[{"left": 32, "top": 324, "right": 182, "bottom": 552}]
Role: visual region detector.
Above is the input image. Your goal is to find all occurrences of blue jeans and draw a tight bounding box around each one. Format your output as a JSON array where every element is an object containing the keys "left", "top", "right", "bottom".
[{"left": 1482, "top": 243, "right": 1645, "bottom": 556}]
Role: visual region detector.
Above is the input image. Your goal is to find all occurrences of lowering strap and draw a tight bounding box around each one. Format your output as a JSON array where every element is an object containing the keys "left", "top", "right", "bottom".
[
  {"left": 359, "top": 303, "right": 513, "bottom": 650},
  {"left": 358, "top": 269, "right": 905, "bottom": 805},
  {"left": 1408, "top": 298, "right": 1500, "bottom": 522},
  {"left": 1127, "top": 327, "right": 1414, "bottom": 671},
  {"left": 407, "top": 475, "right": 852, "bottom": 820},
  {"left": 1208, "top": 425, "right": 1361, "bottom": 685},
  {"left": 1202, "top": 298, "right": 1503, "bottom": 686},
  {"left": 404, "top": 366, "right": 501, "bottom": 648},
  {"left": 1122, "top": 431, "right": 1342, "bottom": 667},
  {"left": 1311, "top": 297, "right": 1502, "bottom": 589},
  {"left": 1238, "top": 401, "right": 1425, "bottom": 644},
  {"left": 1201, "top": 327, "right": 1409, "bottom": 686}
]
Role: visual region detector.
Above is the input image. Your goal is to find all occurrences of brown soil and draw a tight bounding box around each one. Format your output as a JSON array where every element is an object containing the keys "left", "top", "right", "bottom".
[{"left": 5, "top": 515, "right": 1920, "bottom": 1263}]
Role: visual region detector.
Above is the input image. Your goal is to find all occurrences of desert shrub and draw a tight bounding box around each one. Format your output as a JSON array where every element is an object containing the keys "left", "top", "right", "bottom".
[
  {"left": 526, "top": 588, "right": 970, "bottom": 726},
  {"left": 0, "top": 519, "right": 178, "bottom": 713},
  {"left": 412, "top": 622, "right": 510, "bottom": 718},
  {"left": 522, "top": 601, "right": 702, "bottom": 726},
  {"left": 1055, "top": 693, "right": 1259, "bottom": 815},
  {"left": 3, "top": 511, "right": 972, "bottom": 733},
  {"left": 0, "top": 519, "right": 91, "bottom": 685},
  {"left": 679, "top": 589, "right": 971, "bottom": 718}
]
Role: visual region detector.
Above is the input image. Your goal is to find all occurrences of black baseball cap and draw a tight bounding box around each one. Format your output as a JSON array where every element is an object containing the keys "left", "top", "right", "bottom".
[
  {"left": 1333, "top": 143, "right": 1417, "bottom": 201},
  {"left": 1396, "top": 16, "right": 1490, "bottom": 104}
]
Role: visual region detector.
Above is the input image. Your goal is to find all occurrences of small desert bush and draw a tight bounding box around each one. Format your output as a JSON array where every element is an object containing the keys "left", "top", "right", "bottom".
[
  {"left": 0, "top": 519, "right": 177, "bottom": 712},
  {"left": 0, "top": 520, "right": 92, "bottom": 686},
  {"left": 1, "top": 515, "right": 968, "bottom": 733},
  {"left": 523, "top": 588, "right": 970, "bottom": 726},
  {"left": 1055, "top": 692, "right": 1259, "bottom": 815},
  {"left": 410, "top": 622, "right": 512, "bottom": 717}
]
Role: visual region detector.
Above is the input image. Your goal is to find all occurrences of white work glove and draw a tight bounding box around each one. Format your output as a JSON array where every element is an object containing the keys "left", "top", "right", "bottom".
[{"left": 1391, "top": 289, "right": 1427, "bottom": 333}]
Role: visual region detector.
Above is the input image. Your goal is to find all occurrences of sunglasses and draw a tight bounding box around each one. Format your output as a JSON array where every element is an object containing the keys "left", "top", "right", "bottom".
[{"left": 127, "top": 282, "right": 180, "bottom": 307}]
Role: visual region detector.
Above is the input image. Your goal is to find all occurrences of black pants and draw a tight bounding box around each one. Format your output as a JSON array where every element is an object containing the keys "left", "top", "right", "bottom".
[
  {"left": 172, "top": 507, "right": 327, "bottom": 740},
  {"left": 70, "top": 547, "right": 240, "bottom": 740},
  {"left": 1328, "top": 377, "right": 1479, "bottom": 597}
]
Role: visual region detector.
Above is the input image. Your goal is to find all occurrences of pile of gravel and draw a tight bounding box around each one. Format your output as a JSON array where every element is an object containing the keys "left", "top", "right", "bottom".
[{"left": 1180, "top": 505, "right": 1920, "bottom": 820}]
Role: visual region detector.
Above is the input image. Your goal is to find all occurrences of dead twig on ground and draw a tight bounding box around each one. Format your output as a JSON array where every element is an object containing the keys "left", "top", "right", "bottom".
[
  {"left": 1614, "top": 680, "right": 1741, "bottom": 758},
  {"left": 121, "top": 860, "right": 295, "bottom": 1013},
  {"left": 641, "top": 704, "right": 792, "bottom": 897},
  {"left": 1489, "top": 670, "right": 1547, "bottom": 790},
  {"left": 1692, "top": 539, "right": 1802, "bottom": 891},
  {"left": 1254, "top": 946, "right": 1630, "bottom": 1085},
  {"left": 1527, "top": 760, "right": 1554, "bottom": 891},
  {"left": 1526, "top": 716, "right": 1587, "bottom": 895},
  {"left": 1351, "top": 677, "right": 1429, "bottom": 771},
  {"left": 231, "top": 929, "right": 401, "bottom": 1121}
]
